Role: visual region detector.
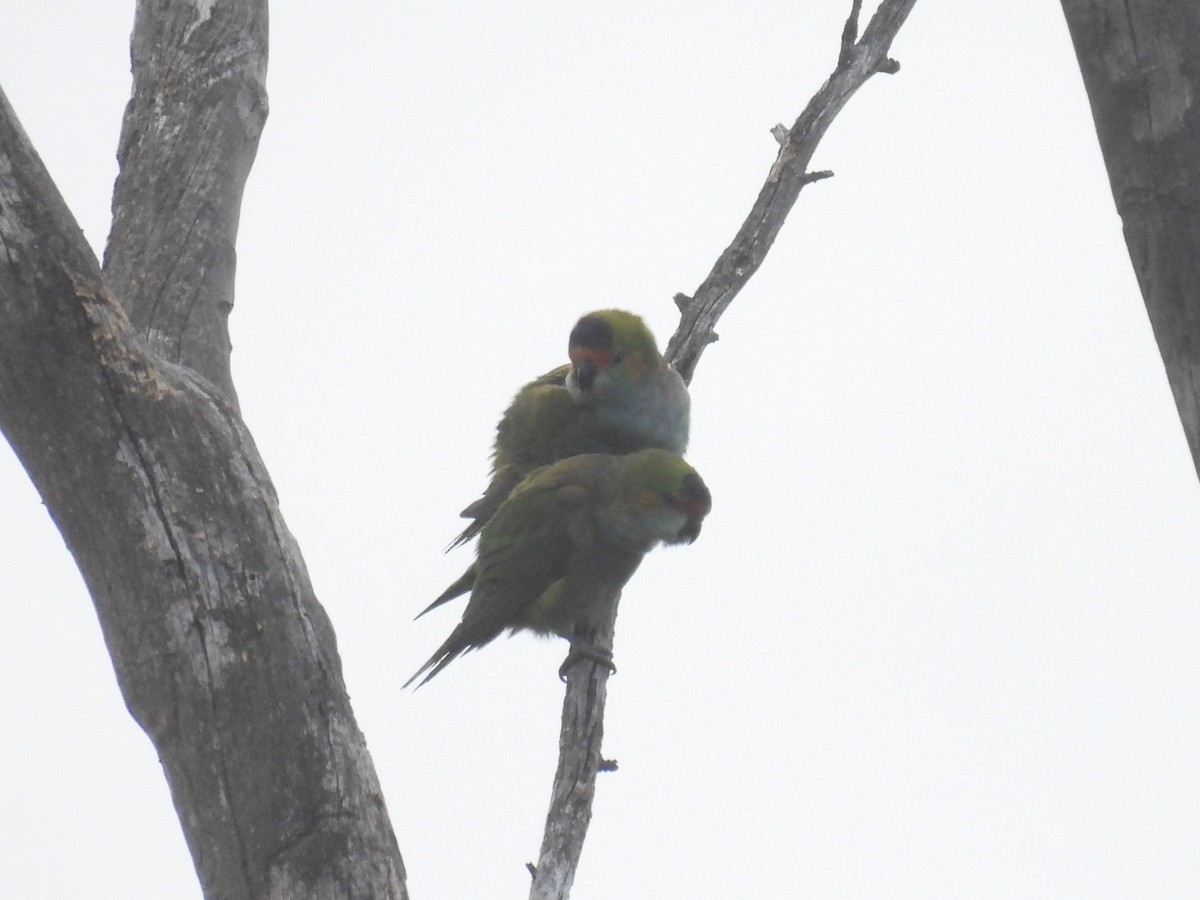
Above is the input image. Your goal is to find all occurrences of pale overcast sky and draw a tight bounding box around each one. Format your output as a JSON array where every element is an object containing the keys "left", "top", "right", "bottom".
[{"left": 2, "top": 2, "right": 1198, "bottom": 898}]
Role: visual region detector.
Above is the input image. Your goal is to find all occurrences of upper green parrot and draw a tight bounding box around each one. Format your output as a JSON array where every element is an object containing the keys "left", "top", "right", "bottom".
[
  {"left": 406, "top": 449, "right": 711, "bottom": 688},
  {"left": 446, "top": 308, "right": 690, "bottom": 551}
]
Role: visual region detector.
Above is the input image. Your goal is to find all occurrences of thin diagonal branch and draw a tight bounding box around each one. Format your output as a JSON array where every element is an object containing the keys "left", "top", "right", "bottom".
[
  {"left": 530, "top": 3, "right": 918, "bottom": 898},
  {"left": 666, "top": 0, "right": 918, "bottom": 382}
]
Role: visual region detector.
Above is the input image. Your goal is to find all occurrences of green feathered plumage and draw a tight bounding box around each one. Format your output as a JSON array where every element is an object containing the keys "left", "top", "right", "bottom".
[
  {"left": 430, "top": 310, "right": 691, "bottom": 615},
  {"left": 408, "top": 449, "right": 711, "bottom": 687}
]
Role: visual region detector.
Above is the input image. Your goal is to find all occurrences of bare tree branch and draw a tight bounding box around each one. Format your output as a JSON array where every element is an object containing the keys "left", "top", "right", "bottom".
[
  {"left": 666, "top": 0, "right": 917, "bottom": 383},
  {"left": 0, "top": 2, "right": 408, "bottom": 897},
  {"left": 529, "top": 3, "right": 918, "bottom": 897},
  {"left": 528, "top": 627, "right": 616, "bottom": 900}
]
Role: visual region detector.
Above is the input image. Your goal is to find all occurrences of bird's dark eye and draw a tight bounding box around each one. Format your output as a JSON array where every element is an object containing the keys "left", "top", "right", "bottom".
[{"left": 612, "top": 353, "right": 625, "bottom": 364}]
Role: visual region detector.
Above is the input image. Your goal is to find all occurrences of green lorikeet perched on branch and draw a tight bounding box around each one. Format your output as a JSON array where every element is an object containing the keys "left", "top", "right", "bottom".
[{"left": 408, "top": 449, "right": 710, "bottom": 687}]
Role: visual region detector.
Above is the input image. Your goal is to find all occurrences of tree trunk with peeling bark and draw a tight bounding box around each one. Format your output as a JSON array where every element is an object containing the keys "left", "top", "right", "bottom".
[
  {"left": 0, "top": 2, "right": 407, "bottom": 898},
  {"left": 1060, "top": 0, "right": 1200, "bottom": 482},
  {"left": 0, "top": 0, "right": 920, "bottom": 896}
]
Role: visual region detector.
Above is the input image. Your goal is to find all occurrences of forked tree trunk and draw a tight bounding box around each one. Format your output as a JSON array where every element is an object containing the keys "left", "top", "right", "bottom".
[
  {"left": 0, "top": 1, "right": 923, "bottom": 897},
  {"left": 0, "top": 2, "right": 407, "bottom": 897}
]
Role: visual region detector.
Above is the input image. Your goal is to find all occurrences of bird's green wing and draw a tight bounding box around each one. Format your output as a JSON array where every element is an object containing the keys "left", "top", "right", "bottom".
[
  {"left": 458, "top": 469, "right": 592, "bottom": 640},
  {"left": 406, "top": 462, "right": 599, "bottom": 687},
  {"left": 445, "top": 365, "right": 575, "bottom": 550}
]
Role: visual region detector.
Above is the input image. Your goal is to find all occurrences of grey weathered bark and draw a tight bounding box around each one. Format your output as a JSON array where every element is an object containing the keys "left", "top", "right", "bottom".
[
  {"left": 0, "top": 2, "right": 407, "bottom": 898},
  {"left": 104, "top": 0, "right": 265, "bottom": 409},
  {"left": 528, "top": 2, "right": 919, "bottom": 897},
  {"left": 1060, "top": 0, "right": 1200, "bottom": 482}
]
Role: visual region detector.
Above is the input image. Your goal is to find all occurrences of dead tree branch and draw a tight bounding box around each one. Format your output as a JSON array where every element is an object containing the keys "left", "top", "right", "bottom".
[
  {"left": 529, "top": 3, "right": 918, "bottom": 898},
  {"left": 666, "top": 0, "right": 918, "bottom": 383}
]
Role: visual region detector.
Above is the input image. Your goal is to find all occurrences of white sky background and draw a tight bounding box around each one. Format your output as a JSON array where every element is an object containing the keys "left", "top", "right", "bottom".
[{"left": 2, "top": 1, "right": 1199, "bottom": 897}]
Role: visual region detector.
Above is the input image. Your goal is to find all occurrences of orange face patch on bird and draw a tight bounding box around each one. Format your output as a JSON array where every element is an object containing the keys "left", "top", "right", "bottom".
[{"left": 568, "top": 345, "right": 618, "bottom": 392}]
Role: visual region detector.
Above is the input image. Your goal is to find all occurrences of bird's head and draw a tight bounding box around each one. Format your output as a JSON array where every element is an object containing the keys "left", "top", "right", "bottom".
[
  {"left": 614, "top": 449, "right": 712, "bottom": 547},
  {"left": 565, "top": 309, "right": 662, "bottom": 401}
]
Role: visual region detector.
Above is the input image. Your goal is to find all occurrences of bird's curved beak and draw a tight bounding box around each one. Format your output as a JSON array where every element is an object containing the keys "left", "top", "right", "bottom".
[
  {"left": 678, "top": 516, "right": 704, "bottom": 544},
  {"left": 674, "top": 472, "right": 711, "bottom": 544},
  {"left": 573, "top": 358, "right": 598, "bottom": 393}
]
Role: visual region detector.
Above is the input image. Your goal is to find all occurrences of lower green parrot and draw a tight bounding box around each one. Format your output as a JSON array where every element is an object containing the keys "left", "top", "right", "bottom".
[{"left": 407, "top": 449, "right": 711, "bottom": 688}]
